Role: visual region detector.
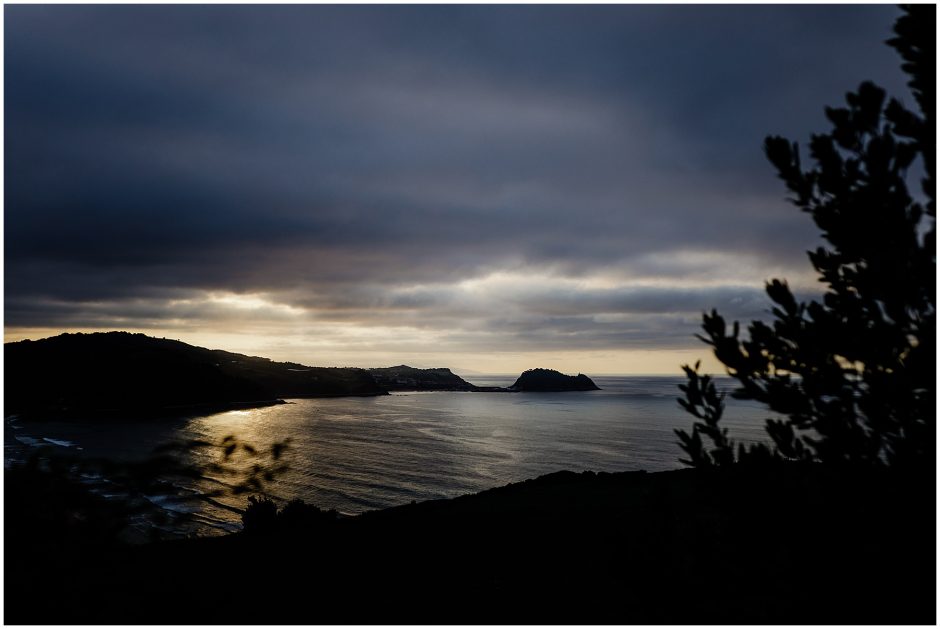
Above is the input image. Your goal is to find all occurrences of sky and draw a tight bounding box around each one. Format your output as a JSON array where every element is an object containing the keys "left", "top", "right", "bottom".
[{"left": 4, "top": 4, "right": 911, "bottom": 375}]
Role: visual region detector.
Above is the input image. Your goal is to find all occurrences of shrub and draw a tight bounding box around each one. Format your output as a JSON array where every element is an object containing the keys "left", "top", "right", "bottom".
[{"left": 677, "top": 5, "right": 935, "bottom": 468}]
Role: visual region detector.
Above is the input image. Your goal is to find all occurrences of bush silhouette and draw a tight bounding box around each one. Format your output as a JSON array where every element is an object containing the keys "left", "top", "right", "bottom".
[
  {"left": 242, "top": 495, "right": 279, "bottom": 533},
  {"left": 240, "top": 496, "right": 338, "bottom": 534},
  {"left": 677, "top": 5, "right": 935, "bottom": 468},
  {"left": 279, "top": 498, "right": 338, "bottom": 530}
]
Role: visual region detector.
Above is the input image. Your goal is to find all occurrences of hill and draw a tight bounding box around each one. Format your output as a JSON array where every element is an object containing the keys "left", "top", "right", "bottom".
[
  {"left": 4, "top": 332, "right": 386, "bottom": 418},
  {"left": 369, "top": 365, "right": 477, "bottom": 391},
  {"left": 5, "top": 462, "right": 933, "bottom": 623},
  {"left": 510, "top": 368, "right": 600, "bottom": 391}
]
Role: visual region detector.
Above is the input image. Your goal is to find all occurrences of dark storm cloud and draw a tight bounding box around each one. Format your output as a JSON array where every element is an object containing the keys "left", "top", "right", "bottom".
[{"left": 5, "top": 5, "right": 909, "bottom": 352}]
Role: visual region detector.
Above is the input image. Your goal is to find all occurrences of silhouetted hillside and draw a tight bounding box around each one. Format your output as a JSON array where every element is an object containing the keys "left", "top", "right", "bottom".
[
  {"left": 510, "top": 368, "right": 600, "bottom": 391},
  {"left": 5, "top": 462, "right": 933, "bottom": 623},
  {"left": 4, "top": 332, "right": 386, "bottom": 418},
  {"left": 369, "top": 365, "right": 478, "bottom": 391}
]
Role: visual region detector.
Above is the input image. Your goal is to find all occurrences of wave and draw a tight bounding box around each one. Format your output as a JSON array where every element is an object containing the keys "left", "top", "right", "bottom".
[{"left": 43, "top": 438, "right": 76, "bottom": 448}]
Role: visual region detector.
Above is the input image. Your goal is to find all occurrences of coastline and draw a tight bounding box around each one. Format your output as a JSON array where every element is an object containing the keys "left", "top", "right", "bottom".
[{"left": 6, "top": 397, "right": 291, "bottom": 422}]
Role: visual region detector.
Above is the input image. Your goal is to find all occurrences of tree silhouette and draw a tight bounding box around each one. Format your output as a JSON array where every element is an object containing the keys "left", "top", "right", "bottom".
[{"left": 677, "top": 5, "right": 935, "bottom": 468}]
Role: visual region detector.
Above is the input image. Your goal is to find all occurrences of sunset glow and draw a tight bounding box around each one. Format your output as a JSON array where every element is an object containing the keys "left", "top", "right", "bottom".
[{"left": 5, "top": 4, "right": 905, "bottom": 374}]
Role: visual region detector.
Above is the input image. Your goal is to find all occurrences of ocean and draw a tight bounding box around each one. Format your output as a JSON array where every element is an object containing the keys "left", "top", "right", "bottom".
[{"left": 5, "top": 375, "right": 771, "bottom": 536}]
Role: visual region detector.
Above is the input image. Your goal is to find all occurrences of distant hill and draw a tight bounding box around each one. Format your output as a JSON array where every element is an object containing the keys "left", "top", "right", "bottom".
[
  {"left": 4, "top": 332, "right": 387, "bottom": 418},
  {"left": 510, "top": 368, "right": 600, "bottom": 391},
  {"left": 369, "top": 365, "right": 477, "bottom": 391}
]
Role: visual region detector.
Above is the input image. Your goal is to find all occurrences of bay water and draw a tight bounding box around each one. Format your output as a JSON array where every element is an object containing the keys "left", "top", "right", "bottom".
[{"left": 5, "top": 376, "right": 771, "bottom": 535}]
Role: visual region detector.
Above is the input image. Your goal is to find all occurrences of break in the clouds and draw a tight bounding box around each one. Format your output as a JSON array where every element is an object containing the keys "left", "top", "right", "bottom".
[{"left": 5, "top": 5, "right": 910, "bottom": 373}]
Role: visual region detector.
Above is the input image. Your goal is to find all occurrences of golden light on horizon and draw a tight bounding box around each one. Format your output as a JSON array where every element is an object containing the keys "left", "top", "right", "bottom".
[
  {"left": 3, "top": 266, "right": 771, "bottom": 377},
  {"left": 4, "top": 272, "right": 747, "bottom": 376},
  {"left": 4, "top": 323, "right": 727, "bottom": 376}
]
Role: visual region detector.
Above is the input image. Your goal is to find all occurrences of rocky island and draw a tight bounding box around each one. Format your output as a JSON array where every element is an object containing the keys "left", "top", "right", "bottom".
[
  {"left": 509, "top": 368, "right": 600, "bottom": 392},
  {"left": 369, "top": 366, "right": 602, "bottom": 393}
]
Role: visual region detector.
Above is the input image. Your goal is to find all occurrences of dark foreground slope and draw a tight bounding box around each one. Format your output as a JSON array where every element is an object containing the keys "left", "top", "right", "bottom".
[
  {"left": 5, "top": 332, "right": 385, "bottom": 418},
  {"left": 510, "top": 367, "right": 600, "bottom": 391},
  {"left": 5, "top": 463, "right": 934, "bottom": 624}
]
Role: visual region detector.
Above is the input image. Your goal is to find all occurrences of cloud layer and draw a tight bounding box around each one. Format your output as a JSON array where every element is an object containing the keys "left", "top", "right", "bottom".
[{"left": 5, "top": 5, "right": 909, "bottom": 372}]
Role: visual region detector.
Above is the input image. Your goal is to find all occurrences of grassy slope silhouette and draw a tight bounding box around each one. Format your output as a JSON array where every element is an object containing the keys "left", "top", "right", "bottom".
[{"left": 5, "top": 463, "right": 934, "bottom": 623}]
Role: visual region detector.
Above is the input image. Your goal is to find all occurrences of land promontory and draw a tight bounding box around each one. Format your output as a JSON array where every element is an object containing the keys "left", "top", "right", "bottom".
[
  {"left": 5, "top": 332, "right": 387, "bottom": 418},
  {"left": 509, "top": 368, "right": 600, "bottom": 391},
  {"left": 5, "top": 332, "right": 614, "bottom": 420},
  {"left": 369, "top": 365, "right": 477, "bottom": 391}
]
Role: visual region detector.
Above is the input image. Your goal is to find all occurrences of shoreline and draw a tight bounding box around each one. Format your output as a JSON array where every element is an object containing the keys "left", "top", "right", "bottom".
[
  {"left": 6, "top": 397, "right": 290, "bottom": 422},
  {"left": 8, "top": 387, "right": 611, "bottom": 421},
  {"left": 5, "top": 391, "right": 396, "bottom": 422}
]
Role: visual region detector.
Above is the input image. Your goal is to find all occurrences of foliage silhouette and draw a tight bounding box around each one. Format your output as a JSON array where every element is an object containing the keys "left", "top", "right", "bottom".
[
  {"left": 278, "top": 498, "right": 339, "bottom": 530},
  {"left": 241, "top": 496, "right": 339, "bottom": 534},
  {"left": 242, "top": 495, "right": 279, "bottom": 533},
  {"left": 9, "top": 434, "right": 291, "bottom": 541},
  {"left": 677, "top": 5, "right": 935, "bottom": 468}
]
